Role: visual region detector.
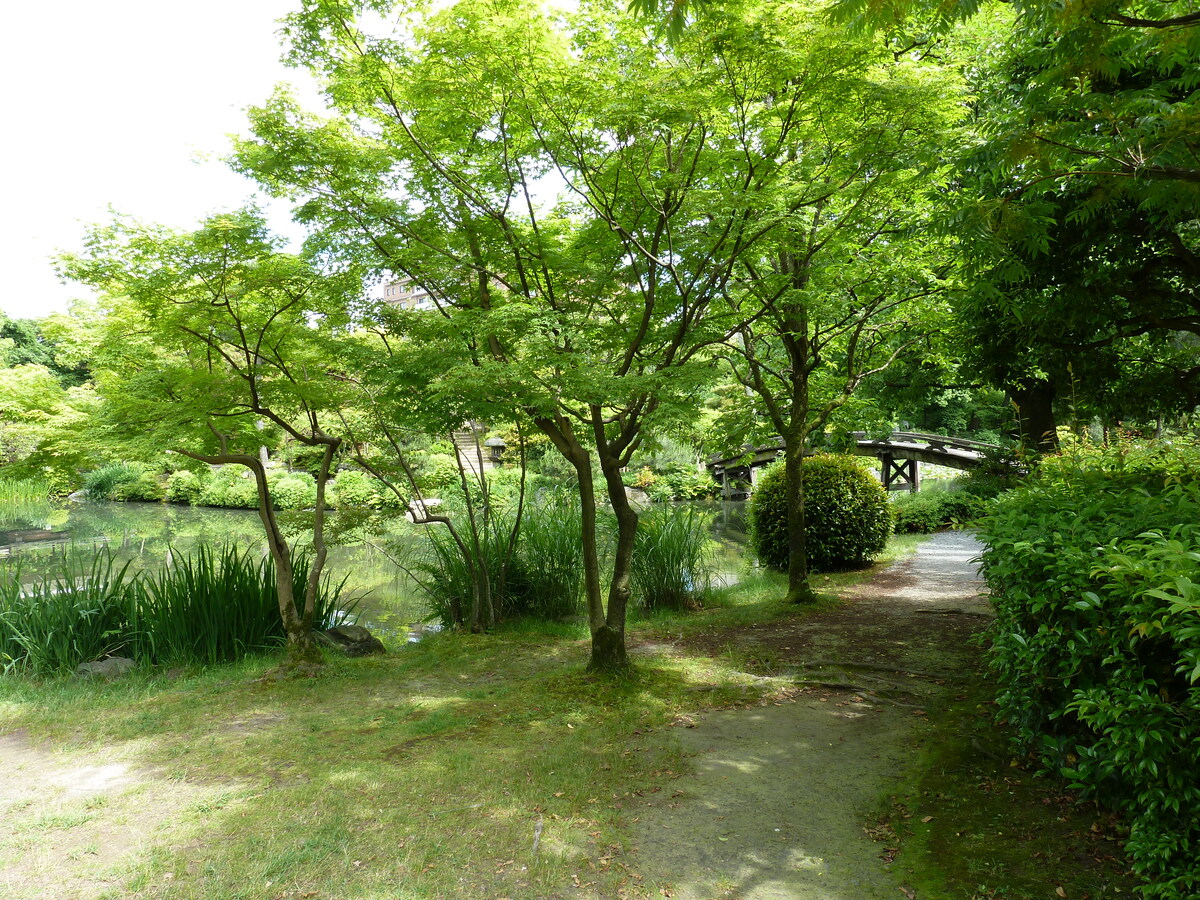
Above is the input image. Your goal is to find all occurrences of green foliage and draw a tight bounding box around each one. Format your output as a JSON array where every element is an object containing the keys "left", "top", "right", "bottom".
[
  {"left": 0, "top": 365, "right": 65, "bottom": 467},
  {"left": 83, "top": 463, "right": 141, "bottom": 500},
  {"left": 750, "top": 455, "right": 892, "bottom": 572},
  {"left": 625, "top": 465, "right": 720, "bottom": 502},
  {"left": 960, "top": 445, "right": 1026, "bottom": 499},
  {"left": 199, "top": 468, "right": 260, "bottom": 510},
  {"left": 890, "top": 486, "right": 988, "bottom": 534},
  {"left": 630, "top": 505, "right": 715, "bottom": 612},
  {"left": 165, "top": 469, "right": 206, "bottom": 505},
  {"left": 420, "top": 454, "right": 464, "bottom": 495},
  {"left": 268, "top": 471, "right": 318, "bottom": 511},
  {"left": 0, "top": 549, "right": 137, "bottom": 674},
  {"left": 111, "top": 471, "right": 166, "bottom": 502},
  {"left": 0, "top": 544, "right": 357, "bottom": 674},
  {"left": 979, "top": 442, "right": 1200, "bottom": 896},
  {"left": 329, "top": 470, "right": 380, "bottom": 508},
  {"left": 0, "top": 314, "right": 90, "bottom": 385}
]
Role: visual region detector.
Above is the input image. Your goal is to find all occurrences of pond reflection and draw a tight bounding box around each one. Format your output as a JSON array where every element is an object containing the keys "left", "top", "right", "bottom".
[
  {"left": 0, "top": 500, "right": 425, "bottom": 627},
  {"left": 1, "top": 499, "right": 751, "bottom": 627}
]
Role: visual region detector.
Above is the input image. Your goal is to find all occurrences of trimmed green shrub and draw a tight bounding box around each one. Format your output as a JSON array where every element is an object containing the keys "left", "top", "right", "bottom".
[
  {"left": 199, "top": 467, "right": 259, "bottom": 509},
  {"left": 624, "top": 465, "right": 720, "bottom": 502},
  {"left": 980, "top": 443, "right": 1200, "bottom": 896},
  {"left": 330, "top": 470, "right": 380, "bottom": 508},
  {"left": 749, "top": 454, "right": 892, "bottom": 572},
  {"left": 111, "top": 472, "right": 166, "bottom": 502},
  {"left": 269, "top": 471, "right": 318, "bottom": 510},
  {"left": 165, "top": 469, "right": 206, "bottom": 505},
  {"left": 891, "top": 486, "right": 988, "bottom": 533}
]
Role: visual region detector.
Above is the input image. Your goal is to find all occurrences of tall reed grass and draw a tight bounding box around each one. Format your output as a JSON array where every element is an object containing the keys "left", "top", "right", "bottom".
[
  {"left": 415, "top": 497, "right": 716, "bottom": 624},
  {"left": 83, "top": 463, "right": 141, "bottom": 500},
  {"left": 0, "top": 544, "right": 358, "bottom": 675},
  {"left": 509, "top": 494, "right": 583, "bottom": 619},
  {"left": 132, "top": 546, "right": 355, "bottom": 665},
  {"left": 415, "top": 495, "right": 585, "bottom": 625},
  {"left": 0, "top": 477, "right": 53, "bottom": 503},
  {"left": 630, "top": 504, "right": 715, "bottom": 612},
  {"left": 0, "top": 549, "right": 136, "bottom": 674},
  {"left": 416, "top": 524, "right": 511, "bottom": 627}
]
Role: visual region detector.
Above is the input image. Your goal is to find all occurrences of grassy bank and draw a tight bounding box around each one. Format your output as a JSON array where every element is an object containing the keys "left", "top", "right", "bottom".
[
  {"left": 0, "top": 622, "right": 764, "bottom": 899},
  {"left": 0, "top": 549, "right": 870, "bottom": 899},
  {"left": 0, "top": 535, "right": 1136, "bottom": 899}
]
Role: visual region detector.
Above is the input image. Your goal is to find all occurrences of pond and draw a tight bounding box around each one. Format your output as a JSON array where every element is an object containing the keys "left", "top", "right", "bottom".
[{"left": 1, "top": 498, "right": 751, "bottom": 628}]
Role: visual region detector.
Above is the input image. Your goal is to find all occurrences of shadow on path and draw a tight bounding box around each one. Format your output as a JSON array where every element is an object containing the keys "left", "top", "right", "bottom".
[{"left": 632, "top": 532, "right": 990, "bottom": 900}]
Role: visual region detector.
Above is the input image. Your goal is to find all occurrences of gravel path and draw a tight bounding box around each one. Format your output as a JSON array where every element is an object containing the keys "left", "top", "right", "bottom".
[{"left": 632, "top": 532, "right": 991, "bottom": 900}]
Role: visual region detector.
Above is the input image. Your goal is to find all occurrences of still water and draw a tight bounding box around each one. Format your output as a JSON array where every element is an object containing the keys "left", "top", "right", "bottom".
[{"left": 1, "top": 499, "right": 750, "bottom": 626}]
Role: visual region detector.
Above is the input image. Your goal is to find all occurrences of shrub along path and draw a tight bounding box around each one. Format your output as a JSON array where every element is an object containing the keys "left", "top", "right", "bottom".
[{"left": 630, "top": 532, "right": 1131, "bottom": 899}]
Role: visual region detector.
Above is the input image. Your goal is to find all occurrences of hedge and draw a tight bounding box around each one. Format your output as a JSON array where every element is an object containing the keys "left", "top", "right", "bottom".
[{"left": 979, "top": 444, "right": 1200, "bottom": 896}]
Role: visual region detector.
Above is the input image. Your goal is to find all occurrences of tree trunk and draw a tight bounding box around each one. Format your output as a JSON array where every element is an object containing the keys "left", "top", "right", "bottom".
[
  {"left": 783, "top": 430, "right": 818, "bottom": 604},
  {"left": 591, "top": 447, "right": 637, "bottom": 672},
  {"left": 533, "top": 416, "right": 605, "bottom": 631},
  {"left": 588, "top": 623, "right": 629, "bottom": 671},
  {"left": 1010, "top": 380, "right": 1058, "bottom": 454},
  {"left": 249, "top": 460, "right": 319, "bottom": 664}
]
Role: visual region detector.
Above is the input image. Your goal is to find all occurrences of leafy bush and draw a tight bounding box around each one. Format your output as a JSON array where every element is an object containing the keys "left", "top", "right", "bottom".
[
  {"left": 891, "top": 486, "right": 988, "bottom": 533},
  {"left": 630, "top": 504, "right": 714, "bottom": 611},
  {"left": 165, "top": 469, "right": 206, "bottom": 505},
  {"left": 111, "top": 472, "right": 166, "bottom": 502},
  {"left": 962, "top": 445, "right": 1026, "bottom": 498},
  {"left": 980, "top": 443, "right": 1200, "bottom": 896},
  {"left": 749, "top": 454, "right": 892, "bottom": 572},
  {"left": 623, "top": 464, "right": 719, "bottom": 502},
  {"left": 199, "top": 467, "right": 260, "bottom": 509},
  {"left": 83, "top": 463, "right": 141, "bottom": 500},
  {"left": 330, "top": 470, "right": 380, "bottom": 508},
  {"left": 269, "top": 471, "right": 318, "bottom": 510},
  {"left": 421, "top": 454, "right": 463, "bottom": 495}
]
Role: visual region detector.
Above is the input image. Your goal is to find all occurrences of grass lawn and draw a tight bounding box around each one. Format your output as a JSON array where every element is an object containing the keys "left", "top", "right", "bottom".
[
  {"left": 0, "top": 534, "right": 1137, "bottom": 899},
  {"left": 1, "top": 559, "right": 826, "bottom": 899}
]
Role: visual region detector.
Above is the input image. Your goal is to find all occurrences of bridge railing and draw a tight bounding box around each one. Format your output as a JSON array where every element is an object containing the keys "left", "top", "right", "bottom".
[{"left": 850, "top": 431, "right": 1000, "bottom": 453}]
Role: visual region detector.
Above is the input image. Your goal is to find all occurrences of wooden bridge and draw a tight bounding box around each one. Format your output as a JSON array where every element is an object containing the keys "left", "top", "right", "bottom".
[{"left": 707, "top": 432, "right": 999, "bottom": 498}]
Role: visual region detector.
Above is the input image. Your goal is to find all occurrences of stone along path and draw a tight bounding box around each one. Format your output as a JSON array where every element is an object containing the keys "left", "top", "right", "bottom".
[{"left": 632, "top": 532, "right": 991, "bottom": 900}]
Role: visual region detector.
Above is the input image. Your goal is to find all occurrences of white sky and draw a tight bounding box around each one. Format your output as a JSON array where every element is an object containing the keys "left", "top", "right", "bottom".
[{"left": 1, "top": 0, "right": 320, "bottom": 320}]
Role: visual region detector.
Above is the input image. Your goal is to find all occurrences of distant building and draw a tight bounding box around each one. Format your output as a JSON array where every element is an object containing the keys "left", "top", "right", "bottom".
[{"left": 382, "top": 278, "right": 436, "bottom": 311}]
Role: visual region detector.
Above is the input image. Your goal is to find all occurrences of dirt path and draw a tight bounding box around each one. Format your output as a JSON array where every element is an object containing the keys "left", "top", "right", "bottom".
[
  {"left": 0, "top": 731, "right": 225, "bottom": 900},
  {"left": 631, "top": 532, "right": 991, "bottom": 899}
]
